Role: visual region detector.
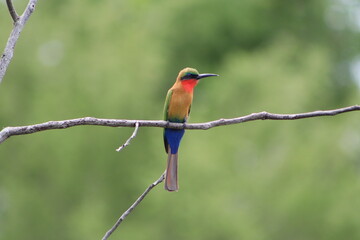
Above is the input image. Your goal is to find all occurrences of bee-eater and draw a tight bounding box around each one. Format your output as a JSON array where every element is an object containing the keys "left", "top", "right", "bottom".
[{"left": 163, "top": 67, "right": 219, "bottom": 191}]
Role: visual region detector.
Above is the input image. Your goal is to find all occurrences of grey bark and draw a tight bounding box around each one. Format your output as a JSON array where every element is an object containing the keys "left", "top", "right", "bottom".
[
  {"left": 1, "top": 105, "right": 359, "bottom": 144},
  {"left": 0, "top": 0, "right": 38, "bottom": 84}
]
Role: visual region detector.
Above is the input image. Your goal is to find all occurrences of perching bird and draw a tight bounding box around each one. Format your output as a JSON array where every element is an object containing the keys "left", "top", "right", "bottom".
[{"left": 163, "top": 67, "right": 218, "bottom": 191}]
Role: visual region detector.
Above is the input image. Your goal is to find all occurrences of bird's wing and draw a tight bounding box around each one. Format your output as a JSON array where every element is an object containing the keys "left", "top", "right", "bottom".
[
  {"left": 163, "top": 89, "right": 173, "bottom": 153},
  {"left": 163, "top": 89, "right": 173, "bottom": 121},
  {"left": 187, "top": 104, "right": 191, "bottom": 122}
]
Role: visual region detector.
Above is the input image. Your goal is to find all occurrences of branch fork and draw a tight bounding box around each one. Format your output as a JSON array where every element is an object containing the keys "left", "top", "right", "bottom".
[
  {"left": 116, "top": 122, "right": 140, "bottom": 152},
  {"left": 1, "top": 0, "right": 38, "bottom": 84},
  {"left": 6, "top": 0, "right": 19, "bottom": 22}
]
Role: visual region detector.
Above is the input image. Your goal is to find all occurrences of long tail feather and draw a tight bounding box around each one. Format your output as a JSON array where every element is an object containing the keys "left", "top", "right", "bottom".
[{"left": 165, "top": 153, "right": 178, "bottom": 191}]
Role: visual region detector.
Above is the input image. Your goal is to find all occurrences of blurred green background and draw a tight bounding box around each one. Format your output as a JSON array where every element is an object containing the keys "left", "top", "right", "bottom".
[{"left": 1, "top": 0, "right": 360, "bottom": 239}]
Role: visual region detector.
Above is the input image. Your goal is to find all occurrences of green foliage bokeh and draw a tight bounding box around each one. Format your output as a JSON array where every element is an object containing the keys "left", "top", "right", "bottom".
[{"left": 0, "top": 0, "right": 359, "bottom": 239}]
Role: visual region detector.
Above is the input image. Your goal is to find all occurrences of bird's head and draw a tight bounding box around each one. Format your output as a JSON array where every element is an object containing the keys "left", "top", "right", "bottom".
[
  {"left": 177, "top": 67, "right": 219, "bottom": 92},
  {"left": 178, "top": 67, "right": 219, "bottom": 81}
]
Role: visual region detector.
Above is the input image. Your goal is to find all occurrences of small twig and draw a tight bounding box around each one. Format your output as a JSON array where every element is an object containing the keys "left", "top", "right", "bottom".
[
  {"left": 1, "top": 0, "right": 38, "bottom": 84},
  {"left": 6, "top": 0, "right": 19, "bottom": 22},
  {"left": 1, "top": 105, "right": 359, "bottom": 144},
  {"left": 116, "top": 122, "right": 139, "bottom": 152},
  {"left": 101, "top": 172, "right": 166, "bottom": 240}
]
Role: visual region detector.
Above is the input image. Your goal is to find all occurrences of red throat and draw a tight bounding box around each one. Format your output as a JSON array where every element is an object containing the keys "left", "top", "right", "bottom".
[{"left": 181, "top": 79, "right": 198, "bottom": 92}]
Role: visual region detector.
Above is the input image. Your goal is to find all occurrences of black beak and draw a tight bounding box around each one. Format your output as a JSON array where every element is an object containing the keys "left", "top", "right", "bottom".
[{"left": 197, "top": 73, "right": 219, "bottom": 80}]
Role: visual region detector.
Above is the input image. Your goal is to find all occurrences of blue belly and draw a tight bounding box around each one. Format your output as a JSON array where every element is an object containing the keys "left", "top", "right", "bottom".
[{"left": 164, "top": 128, "right": 185, "bottom": 154}]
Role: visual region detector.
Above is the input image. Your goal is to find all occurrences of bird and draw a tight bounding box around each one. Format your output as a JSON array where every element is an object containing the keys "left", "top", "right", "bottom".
[{"left": 163, "top": 67, "right": 219, "bottom": 191}]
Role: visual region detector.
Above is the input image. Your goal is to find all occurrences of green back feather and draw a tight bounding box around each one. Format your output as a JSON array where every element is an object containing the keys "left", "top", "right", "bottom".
[
  {"left": 163, "top": 89, "right": 173, "bottom": 121},
  {"left": 163, "top": 89, "right": 173, "bottom": 153}
]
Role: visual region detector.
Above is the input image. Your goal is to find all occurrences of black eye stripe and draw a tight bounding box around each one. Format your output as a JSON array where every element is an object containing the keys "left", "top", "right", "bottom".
[{"left": 181, "top": 73, "right": 198, "bottom": 80}]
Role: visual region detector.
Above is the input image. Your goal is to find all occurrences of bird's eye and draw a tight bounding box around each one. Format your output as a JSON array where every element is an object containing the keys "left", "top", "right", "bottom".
[{"left": 181, "top": 73, "right": 198, "bottom": 80}]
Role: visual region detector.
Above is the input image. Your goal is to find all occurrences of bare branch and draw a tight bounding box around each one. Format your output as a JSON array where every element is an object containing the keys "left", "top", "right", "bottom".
[
  {"left": 0, "top": 106, "right": 358, "bottom": 239},
  {"left": 100, "top": 105, "right": 359, "bottom": 239},
  {"left": 102, "top": 172, "right": 166, "bottom": 240},
  {"left": 0, "top": 0, "right": 38, "bottom": 84},
  {"left": 1, "top": 105, "right": 359, "bottom": 144},
  {"left": 6, "top": 0, "right": 19, "bottom": 22},
  {"left": 116, "top": 122, "right": 140, "bottom": 152}
]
